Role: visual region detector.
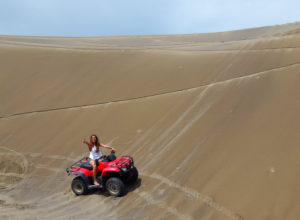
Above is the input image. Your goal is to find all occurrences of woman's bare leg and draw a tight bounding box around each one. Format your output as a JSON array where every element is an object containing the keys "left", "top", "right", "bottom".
[{"left": 89, "top": 160, "right": 99, "bottom": 185}]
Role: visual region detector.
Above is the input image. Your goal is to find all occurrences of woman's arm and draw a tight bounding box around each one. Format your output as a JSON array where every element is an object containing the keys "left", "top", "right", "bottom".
[
  {"left": 100, "top": 143, "right": 117, "bottom": 151},
  {"left": 82, "top": 139, "right": 92, "bottom": 151}
]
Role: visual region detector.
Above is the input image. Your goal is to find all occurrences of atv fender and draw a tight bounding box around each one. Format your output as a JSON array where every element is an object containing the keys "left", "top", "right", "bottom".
[
  {"left": 102, "top": 168, "right": 121, "bottom": 178},
  {"left": 71, "top": 172, "right": 89, "bottom": 185}
]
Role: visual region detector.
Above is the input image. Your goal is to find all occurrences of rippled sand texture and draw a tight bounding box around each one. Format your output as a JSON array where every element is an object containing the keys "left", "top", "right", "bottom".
[{"left": 0, "top": 23, "right": 300, "bottom": 220}]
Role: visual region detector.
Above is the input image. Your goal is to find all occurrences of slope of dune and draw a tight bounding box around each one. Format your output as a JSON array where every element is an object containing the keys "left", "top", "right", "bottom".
[{"left": 0, "top": 23, "right": 300, "bottom": 220}]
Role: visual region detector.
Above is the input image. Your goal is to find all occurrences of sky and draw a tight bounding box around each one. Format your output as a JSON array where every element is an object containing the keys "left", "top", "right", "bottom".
[{"left": 0, "top": 0, "right": 300, "bottom": 37}]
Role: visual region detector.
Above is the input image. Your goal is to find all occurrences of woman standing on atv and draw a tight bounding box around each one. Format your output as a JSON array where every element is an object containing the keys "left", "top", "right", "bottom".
[{"left": 82, "top": 134, "right": 116, "bottom": 185}]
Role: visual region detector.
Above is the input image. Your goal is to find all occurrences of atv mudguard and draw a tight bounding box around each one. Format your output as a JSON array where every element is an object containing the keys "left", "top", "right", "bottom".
[
  {"left": 102, "top": 167, "right": 121, "bottom": 177},
  {"left": 70, "top": 171, "right": 89, "bottom": 185}
]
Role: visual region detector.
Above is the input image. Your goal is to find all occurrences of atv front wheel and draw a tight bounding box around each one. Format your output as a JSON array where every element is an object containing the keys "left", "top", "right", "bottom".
[
  {"left": 105, "top": 177, "right": 125, "bottom": 197},
  {"left": 71, "top": 177, "right": 88, "bottom": 195},
  {"left": 131, "top": 166, "right": 138, "bottom": 182}
]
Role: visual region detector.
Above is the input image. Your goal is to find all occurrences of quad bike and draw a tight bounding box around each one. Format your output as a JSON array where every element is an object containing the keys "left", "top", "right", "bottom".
[{"left": 66, "top": 151, "right": 138, "bottom": 197}]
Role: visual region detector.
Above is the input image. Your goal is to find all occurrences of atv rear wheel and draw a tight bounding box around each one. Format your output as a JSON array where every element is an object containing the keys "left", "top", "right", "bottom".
[
  {"left": 71, "top": 177, "right": 88, "bottom": 195},
  {"left": 105, "top": 177, "right": 125, "bottom": 197}
]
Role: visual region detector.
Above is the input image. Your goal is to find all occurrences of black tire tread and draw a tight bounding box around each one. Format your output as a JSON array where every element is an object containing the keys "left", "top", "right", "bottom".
[
  {"left": 105, "top": 177, "right": 125, "bottom": 197},
  {"left": 130, "top": 166, "right": 138, "bottom": 183},
  {"left": 71, "top": 177, "right": 88, "bottom": 195}
]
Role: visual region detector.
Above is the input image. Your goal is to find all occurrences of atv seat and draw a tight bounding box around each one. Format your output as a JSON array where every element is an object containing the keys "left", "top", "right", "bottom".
[
  {"left": 79, "top": 160, "right": 99, "bottom": 170},
  {"left": 79, "top": 163, "right": 93, "bottom": 170}
]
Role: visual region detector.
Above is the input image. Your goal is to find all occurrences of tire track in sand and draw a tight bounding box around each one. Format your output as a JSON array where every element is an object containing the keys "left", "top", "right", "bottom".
[
  {"left": 141, "top": 172, "right": 243, "bottom": 220},
  {"left": 0, "top": 61, "right": 299, "bottom": 120},
  {"left": 0, "top": 146, "right": 29, "bottom": 190},
  {"left": 134, "top": 190, "right": 193, "bottom": 220}
]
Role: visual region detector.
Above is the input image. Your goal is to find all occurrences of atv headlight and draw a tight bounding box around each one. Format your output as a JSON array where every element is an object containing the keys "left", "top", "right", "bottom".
[{"left": 121, "top": 167, "right": 127, "bottom": 172}]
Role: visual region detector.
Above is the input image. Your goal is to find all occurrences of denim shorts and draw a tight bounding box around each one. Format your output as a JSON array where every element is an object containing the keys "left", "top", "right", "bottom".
[{"left": 88, "top": 158, "right": 99, "bottom": 165}]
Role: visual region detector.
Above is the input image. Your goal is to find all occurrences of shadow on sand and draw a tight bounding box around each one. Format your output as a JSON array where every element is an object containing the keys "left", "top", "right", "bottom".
[{"left": 91, "top": 178, "right": 142, "bottom": 197}]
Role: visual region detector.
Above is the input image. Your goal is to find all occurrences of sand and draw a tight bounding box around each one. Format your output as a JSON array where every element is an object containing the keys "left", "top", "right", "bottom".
[{"left": 0, "top": 22, "right": 300, "bottom": 220}]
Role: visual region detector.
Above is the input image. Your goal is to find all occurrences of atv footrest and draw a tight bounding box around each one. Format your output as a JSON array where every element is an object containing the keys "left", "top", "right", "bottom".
[{"left": 88, "top": 185, "right": 103, "bottom": 190}]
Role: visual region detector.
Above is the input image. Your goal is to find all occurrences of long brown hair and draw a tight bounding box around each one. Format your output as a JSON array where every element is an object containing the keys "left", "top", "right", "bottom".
[{"left": 90, "top": 134, "right": 100, "bottom": 146}]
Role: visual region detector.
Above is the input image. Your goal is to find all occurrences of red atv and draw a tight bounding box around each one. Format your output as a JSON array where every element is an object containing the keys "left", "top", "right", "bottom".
[{"left": 66, "top": 151, "right": 138, "bottom": 197}]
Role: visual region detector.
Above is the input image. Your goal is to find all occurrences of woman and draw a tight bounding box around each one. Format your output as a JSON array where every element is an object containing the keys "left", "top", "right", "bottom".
[{"left": 82, "top": 134, "right": 116, "bottom": 185}]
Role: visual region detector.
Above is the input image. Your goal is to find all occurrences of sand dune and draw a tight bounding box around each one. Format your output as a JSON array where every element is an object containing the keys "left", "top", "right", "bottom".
[{"left": 0, "top": 23, "right": 300, "bottom": 220}]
